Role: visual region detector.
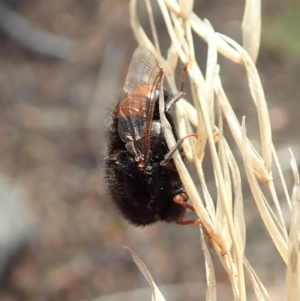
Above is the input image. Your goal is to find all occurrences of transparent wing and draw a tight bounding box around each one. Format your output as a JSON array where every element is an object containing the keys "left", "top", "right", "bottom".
[
  {"left": 118, "top": 46, "right": 163, "bottom": 165},
  {"left": 124, "top": 46, "right": 162, "bottom": 94}
]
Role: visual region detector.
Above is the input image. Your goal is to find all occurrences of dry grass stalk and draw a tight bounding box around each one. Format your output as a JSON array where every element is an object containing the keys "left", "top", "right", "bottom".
[{"left": 127, "top": 0, "right": 300, "bottom": 300}]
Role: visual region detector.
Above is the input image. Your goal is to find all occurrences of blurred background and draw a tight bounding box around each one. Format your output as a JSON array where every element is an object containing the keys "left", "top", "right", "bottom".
[{"left": 0, "top": 0, "right": 299, "bottom": 300}]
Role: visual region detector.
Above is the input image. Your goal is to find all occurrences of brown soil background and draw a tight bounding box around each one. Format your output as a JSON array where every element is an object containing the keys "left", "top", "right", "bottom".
[{"left": 0, "top": 0, "right": 299, "bottom": 300}]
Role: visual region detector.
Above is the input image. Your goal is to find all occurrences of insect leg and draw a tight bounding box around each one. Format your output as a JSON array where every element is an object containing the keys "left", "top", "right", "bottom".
[
  {"left": 160, "top": 133, "right": 198, "bottom": 166},
  {"left": 180, "top": 62, "right": 188, "bottom": 93},
  {"left": 176, "top": 216, "right": 202, "bottom": 226},
  {"left": 165, "top": 61, "right": 188, "bottom": 112},
  {"left": 165, "top": 91, "right": 184, "bottom": 112},
  {"left": 173, "top": 193, "right": 202, "bottom": 225}
]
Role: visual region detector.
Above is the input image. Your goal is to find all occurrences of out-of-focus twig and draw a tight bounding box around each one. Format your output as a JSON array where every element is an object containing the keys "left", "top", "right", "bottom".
[{"left": 0, "top": 3, "right": 79, "bottom": 59}]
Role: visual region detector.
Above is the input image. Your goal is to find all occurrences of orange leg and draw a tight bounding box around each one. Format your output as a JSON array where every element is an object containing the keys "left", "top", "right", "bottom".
[
  {"left": 174, "top": 193, "right": 224, "bottom": 252},
  {"left": 174, "top": 193, "right": 202, "bottom": 226},
  {"left": 180, "top": 62, "right": 188, "bottom": 92}
]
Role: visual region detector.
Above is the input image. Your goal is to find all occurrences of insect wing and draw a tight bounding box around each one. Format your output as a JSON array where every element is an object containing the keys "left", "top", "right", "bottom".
[
  {"left": 118, "top": 46, "right": 163, "bottom": 164},
  {"left": 123, "top": 46, "right": 162, "bottom": 93}
]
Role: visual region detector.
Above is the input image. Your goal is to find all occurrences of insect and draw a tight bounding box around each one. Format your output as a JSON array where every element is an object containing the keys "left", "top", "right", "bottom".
[{"left": 105, "top": 46, "right": 197, "bottom": 226}]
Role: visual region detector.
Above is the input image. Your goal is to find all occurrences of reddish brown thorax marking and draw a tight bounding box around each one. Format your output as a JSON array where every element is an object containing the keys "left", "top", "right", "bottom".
[{"left": 114, "top": 85, "right": 160, "bottom": 118}]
